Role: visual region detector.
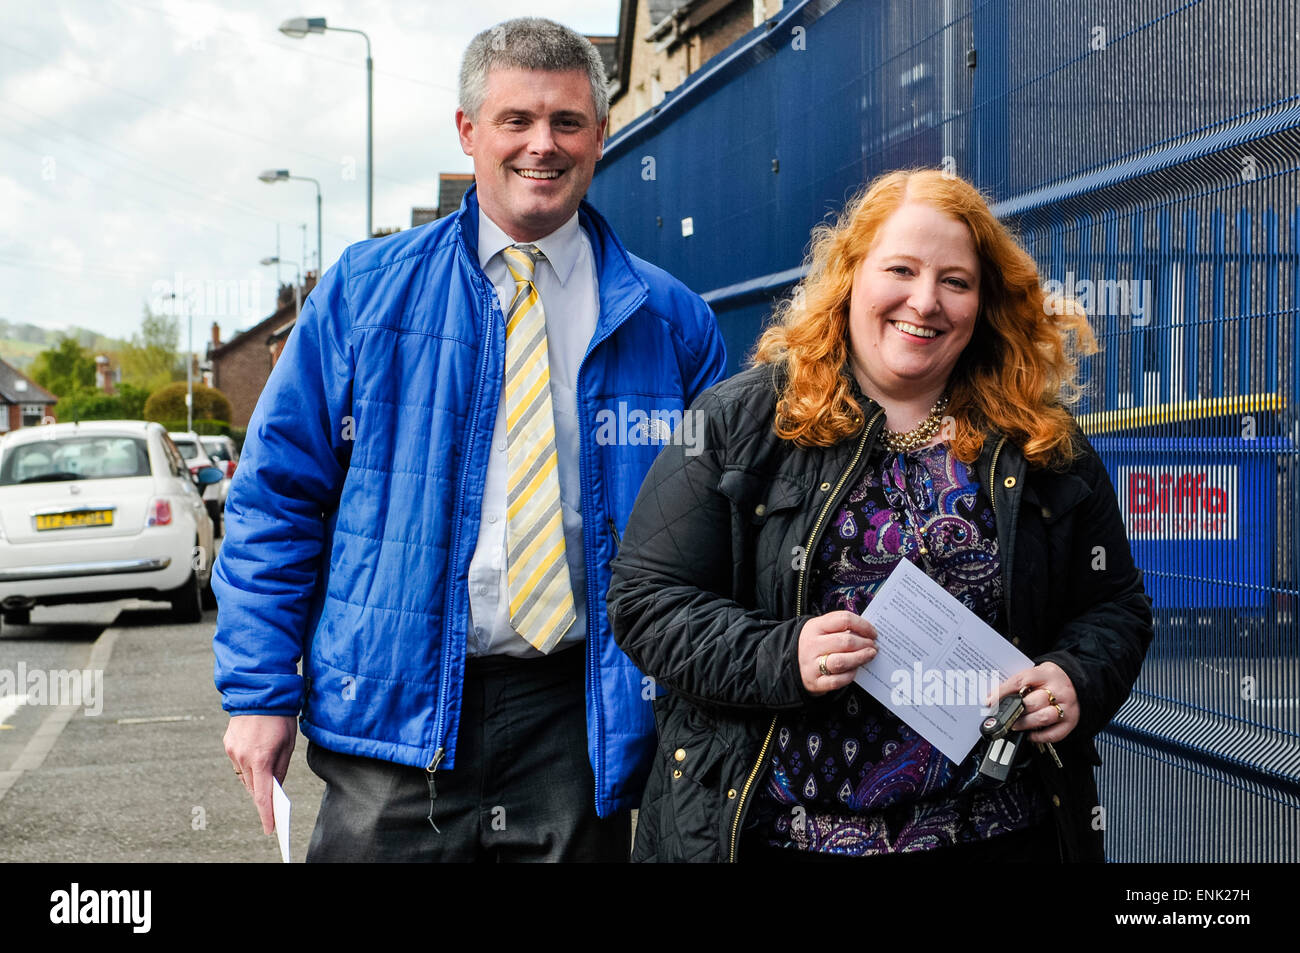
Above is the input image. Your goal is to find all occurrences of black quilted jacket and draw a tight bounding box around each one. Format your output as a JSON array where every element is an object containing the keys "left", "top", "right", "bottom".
[{"left": 608, "top": 364, "right": 1153, "bottom": 863}]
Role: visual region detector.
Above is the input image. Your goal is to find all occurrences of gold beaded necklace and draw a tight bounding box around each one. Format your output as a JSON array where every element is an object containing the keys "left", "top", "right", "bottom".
[{"left": 880, "top": 395, "right": 950, "bottom": 454}]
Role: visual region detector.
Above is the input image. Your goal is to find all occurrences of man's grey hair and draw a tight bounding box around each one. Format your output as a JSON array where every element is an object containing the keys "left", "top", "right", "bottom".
[{"left": 459, "top": 17, "right": 609, "bottom": 123}]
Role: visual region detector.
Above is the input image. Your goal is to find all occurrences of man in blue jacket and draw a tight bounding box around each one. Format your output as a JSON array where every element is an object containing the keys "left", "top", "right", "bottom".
[{"left": 215, "top": 17, "right": 726, "bottom": 861}]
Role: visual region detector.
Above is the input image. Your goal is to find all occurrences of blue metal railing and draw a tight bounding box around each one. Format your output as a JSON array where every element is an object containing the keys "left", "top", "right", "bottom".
[{"left": 590, "top": 0, "right": 1300, "bottom": 860}]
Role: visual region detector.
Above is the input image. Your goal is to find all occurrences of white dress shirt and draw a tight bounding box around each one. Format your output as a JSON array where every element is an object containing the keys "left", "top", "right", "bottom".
[{"left": 467, "top": 209, "right": 600, "bottom": 657}]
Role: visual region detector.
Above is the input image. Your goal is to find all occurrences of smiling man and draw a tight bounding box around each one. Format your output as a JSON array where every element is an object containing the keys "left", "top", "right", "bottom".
[{"left": 213, "top": 18, "right": 726, "bottom": 861}]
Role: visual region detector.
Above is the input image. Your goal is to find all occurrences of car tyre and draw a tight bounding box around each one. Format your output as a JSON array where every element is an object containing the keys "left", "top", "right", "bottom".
[
  {"left": 168, "top": 571, "right": 203, "bottom": 624},
  {"left": 2, "top": 608, "right": 30, "bottom": 627}
]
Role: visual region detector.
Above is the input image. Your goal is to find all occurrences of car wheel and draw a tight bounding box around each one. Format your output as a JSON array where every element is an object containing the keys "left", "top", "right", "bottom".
[
  {"left": 2, "top": 608, "right": 30, "bottom": 627},
  {"left": 168, "top": 571, "right": 203, "bottom": 624}
]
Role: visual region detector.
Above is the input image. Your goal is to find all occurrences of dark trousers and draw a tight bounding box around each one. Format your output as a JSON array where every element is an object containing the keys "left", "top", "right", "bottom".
[{"left": 305, "top": 645, "right": 631, "bottom": 862}]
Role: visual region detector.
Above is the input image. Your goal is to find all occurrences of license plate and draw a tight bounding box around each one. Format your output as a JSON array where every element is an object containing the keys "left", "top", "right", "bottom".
[{"left": 34, "top": 510, "right": 114, "bottom": 530}]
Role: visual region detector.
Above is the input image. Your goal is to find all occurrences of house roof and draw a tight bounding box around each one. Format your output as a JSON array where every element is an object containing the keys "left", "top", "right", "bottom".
[
  {"left": 210, "top": 296, "right": 297, "bottom": 359},
  {"left": 0, "top": 356, "right": 58, "bottom": 404},
  {"left": 209, "top": 270, "right": 322, "bottom": 359}
]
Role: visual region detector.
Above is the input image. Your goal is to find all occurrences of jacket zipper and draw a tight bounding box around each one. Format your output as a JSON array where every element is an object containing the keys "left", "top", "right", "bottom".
[
  {"left": 424, "top": 746, "right": 445, "bottom": 831},
  {"left": 428, "top": 271, "right": 497, "bottom": 798},
  {"left": 727, "top": 408, "right": 884, "bottom": 862},
  {"left": 988, "top": 436, "right": 1006, "bottom": 516},
  {"left": 575, "top": 290, "right": 645, "bottom": 818}
]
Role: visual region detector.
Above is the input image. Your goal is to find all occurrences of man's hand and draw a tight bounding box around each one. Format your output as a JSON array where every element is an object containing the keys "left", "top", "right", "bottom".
[
  {"left": 798, "top": 611, "right": 877, "bottom": 694},
  {"left": 224, "top": 715, "right": 297, "bottom": 835}
]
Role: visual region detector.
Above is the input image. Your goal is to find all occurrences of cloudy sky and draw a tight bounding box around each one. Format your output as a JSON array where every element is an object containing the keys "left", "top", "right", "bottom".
[{"left": 0, "top": 0, "right": 620, "bottom": 346}]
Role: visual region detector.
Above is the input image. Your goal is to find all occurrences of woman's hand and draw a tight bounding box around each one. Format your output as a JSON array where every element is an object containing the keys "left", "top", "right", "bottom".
[
  {"left": 992, "top": 661, "right": 1080, "bottom": 744},
  {"left": 798, "top": 611, "right": 877, "bottom": 694}
]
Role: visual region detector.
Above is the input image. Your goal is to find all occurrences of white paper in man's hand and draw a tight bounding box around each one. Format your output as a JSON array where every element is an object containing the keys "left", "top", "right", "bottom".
[
  {"left": 272, "top": 778, "right": 291, "bottom": 863},
  {"left": 853, "top": 557, "right": 1033, "bottom": 763}
]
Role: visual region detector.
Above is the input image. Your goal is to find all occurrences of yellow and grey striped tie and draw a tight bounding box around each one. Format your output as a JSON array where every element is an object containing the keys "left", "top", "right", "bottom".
[{"left": 502, "top": 244, "right": 575, "bottom": 654}]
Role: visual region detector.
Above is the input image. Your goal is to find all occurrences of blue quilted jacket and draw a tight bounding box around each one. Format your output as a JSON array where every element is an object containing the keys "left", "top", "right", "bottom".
[{"left": 212, "top": 187, "right": 726, "bottom": 815}]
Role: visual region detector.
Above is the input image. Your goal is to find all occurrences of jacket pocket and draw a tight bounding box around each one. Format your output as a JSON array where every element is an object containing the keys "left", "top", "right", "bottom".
[
  {"left": 1023, "top": 473, "right": 1091, "bottom": 525},
  {"left": 718, "top": 469, "right": 809, "bottom": 526},
  {"left": 653, "top": 699, "right": 730, "bottom": 860}
]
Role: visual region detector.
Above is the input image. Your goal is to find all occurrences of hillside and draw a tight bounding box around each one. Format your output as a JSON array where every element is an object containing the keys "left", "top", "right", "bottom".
[{"left": 0, "top": 319, "right": 129, "bottom": 371}]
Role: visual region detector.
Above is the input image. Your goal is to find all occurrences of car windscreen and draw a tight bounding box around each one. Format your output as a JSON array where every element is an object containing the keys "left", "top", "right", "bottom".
[
  {"left": 171, "top": 439, "right": 202, "bottom": 461},
  {"left": 0, "top": 435, "right": 152, "bottom": 485},
  {"left": 201, "top": 440, "right": 231, "bottom": 461}
]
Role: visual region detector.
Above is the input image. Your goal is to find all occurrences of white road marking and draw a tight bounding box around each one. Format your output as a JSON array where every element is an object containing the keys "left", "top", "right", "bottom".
[
  {"left": 0, "top": 625, "right": 121, "bottom": 805},
  {"left": 0, "top": 695, "right": 29, "bottom": 726},
  {"left": 116, "top": 715, "right": 193, "bottom": 725}
]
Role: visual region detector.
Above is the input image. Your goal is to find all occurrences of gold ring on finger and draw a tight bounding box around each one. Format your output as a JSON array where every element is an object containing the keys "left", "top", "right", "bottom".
[
  {"left": 818, "top": 654, "right": 831, "bottom": 677},
  {"left": 1046, "top": 689, "right": 1057, "bottom": 705},
  {"left": 1054, "top": 703, "right": 1065, "bottom": 722}
]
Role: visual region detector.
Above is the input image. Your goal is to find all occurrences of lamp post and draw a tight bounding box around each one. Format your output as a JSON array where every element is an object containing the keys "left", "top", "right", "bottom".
[
  {"left": 259, "top": 169, "right": 323, "bottom": 274},
  {"left": 171, "top": 290, "right": 195, "bottom": 432},
  {"left": 260, "top": 256, "right": 302, "bottom": 319},
  {"left": 278, "top": 16, "right": 372, "bottom": 239}
]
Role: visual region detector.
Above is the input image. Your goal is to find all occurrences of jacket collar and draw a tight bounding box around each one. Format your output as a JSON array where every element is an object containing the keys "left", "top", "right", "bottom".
[{"left": 454, "top": 184, "right": 649, "bottom": 340}]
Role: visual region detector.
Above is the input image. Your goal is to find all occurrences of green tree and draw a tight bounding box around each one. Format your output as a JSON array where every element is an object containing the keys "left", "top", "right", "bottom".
[
  {"left": 30, "top": 335, "right": 96, "bottom": 400},
  {"left": 120, "top": 305, "right": 183, "bottom": 392},
  {"left": 142, "top": 381, "right": 232, "bottom": 427},
  {"left": 54, "top": 381, "right": 150, "bottom": 422}
]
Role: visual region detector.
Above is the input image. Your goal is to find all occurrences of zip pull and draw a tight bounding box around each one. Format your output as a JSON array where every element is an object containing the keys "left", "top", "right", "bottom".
[
  {"left": 425, "top": 747, "right": 445, "bottom": 832},
  {"left": 1037, "top": 741, "right": 1064, "bottom": 769}
]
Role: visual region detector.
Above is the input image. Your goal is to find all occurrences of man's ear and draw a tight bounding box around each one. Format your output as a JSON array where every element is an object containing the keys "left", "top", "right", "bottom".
[
  {"left": 595, "top": 117, "right": 607, "bottom": 161},
  {"left": 456, "top": 108, "right": 474, "bottom": 156}
]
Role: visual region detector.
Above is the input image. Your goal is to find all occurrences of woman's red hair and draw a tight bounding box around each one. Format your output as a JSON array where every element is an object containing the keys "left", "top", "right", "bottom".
[{"left": 753, "top": 169, "right": 1097, "bottom": 467}]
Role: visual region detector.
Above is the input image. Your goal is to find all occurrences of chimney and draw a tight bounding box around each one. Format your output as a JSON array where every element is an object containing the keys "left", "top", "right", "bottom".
[{"left": 211, "top": 322, "right": 221, "bottom": 348}]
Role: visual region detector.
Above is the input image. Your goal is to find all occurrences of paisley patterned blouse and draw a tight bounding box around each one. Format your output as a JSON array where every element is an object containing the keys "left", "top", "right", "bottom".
[{"left": 750, "top": 442, "right": 1048, "bottom": 855}]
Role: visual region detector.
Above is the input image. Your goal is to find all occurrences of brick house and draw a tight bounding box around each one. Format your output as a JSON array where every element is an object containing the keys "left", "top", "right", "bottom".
[
  {"left": 608, "top": 0, "right": 777, "bottom": 134},
  {"left": 0, "top": 357, "right": 58, "bottom": 433},
  {"left": 209, "top": 277, "right": 315, "bottom": 428}
]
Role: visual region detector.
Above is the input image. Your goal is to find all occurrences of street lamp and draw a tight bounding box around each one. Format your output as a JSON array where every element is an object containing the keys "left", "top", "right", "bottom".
[
  {"left": 260, "top": 256, "right": 302, "bottom": 319},
  {"left": 170, "top": 290, "right": 195, "bottom": 433},
  {"left": 278, "top": 16, "right": 372, "bottom": 239},
  {"left": 259, "top": 169, "right": 323, "bottom": 274}
]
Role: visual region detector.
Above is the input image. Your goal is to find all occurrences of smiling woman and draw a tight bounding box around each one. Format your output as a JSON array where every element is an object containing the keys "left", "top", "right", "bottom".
[
  {"left": 756, "top": 169, "right": 1097, "bottom": 466},
  {"left": 607, "top": 169, "right": 1153, "bottom": 864}
]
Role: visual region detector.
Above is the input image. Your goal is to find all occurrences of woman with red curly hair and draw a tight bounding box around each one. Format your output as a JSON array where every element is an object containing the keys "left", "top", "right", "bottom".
[{"left": 608, "top": 169, "right": 1152, "bottom": 863}]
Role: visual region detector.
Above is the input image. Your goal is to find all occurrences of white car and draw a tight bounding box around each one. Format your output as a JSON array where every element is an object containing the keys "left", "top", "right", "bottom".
[
  {"left": 0, "top": 421, "right": 221, "bottom": 626},
  {"left": 199, "top": 435, "right": 239, "bottom": 537},
  {"left": 168, "top": 431, "right": 224, "bottom": 534}
]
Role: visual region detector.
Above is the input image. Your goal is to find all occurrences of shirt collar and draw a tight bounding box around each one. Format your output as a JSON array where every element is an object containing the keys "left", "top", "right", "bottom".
[{"left": 477, "top": 209, "right": 583, "bottom": 286}]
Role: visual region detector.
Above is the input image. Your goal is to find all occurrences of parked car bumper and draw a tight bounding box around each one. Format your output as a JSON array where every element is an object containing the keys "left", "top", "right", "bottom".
[{"left": 0, "top": 533, "right": 200, "bottom": 604}]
